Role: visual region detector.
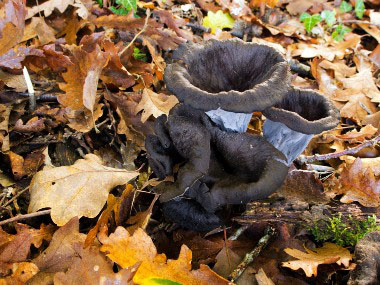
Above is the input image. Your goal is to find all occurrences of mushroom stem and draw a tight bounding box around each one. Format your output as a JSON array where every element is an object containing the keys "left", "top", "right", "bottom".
[
  {"left": 206, "top": 108, "right": 252, "bottom": 132},
  {"left": 263, "top": 119, "right": 313, "bottom": 165}
]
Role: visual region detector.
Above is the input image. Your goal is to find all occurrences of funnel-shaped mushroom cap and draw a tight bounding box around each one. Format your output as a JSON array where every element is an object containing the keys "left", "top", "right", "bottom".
[
  {"left": 262, "top": 87, "right": 340, "bottom": 134},
  {"left": 164, "top": 39, "right": 290, "bottom": 113}
]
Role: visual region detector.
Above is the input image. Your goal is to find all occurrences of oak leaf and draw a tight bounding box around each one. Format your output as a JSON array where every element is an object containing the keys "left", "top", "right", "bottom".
[
  {"left": 100, "top": 227, "right": 230, "bottom": 284},
  {"left": 22, "top": 17, "right": 56, "bottom": 45},
  {"left": 327, "top": 157, "right": 380, "bottom": 207},
  {"left": 0, "top": 0, "right": 26, "bottom": 56},
  {"left": 282, "top": 243, "right": 352, "bottom": 277},
  {"left": 33, "top": 217, "right": 86, "bottom": 273},
  {"left": 28, "top": 154, "right": 139, "bottom": 226},
  {"left": 135, "top": 88, "right": 179, "bottom": 123},
  {"left": 26, "top": 0, "right": 74, "bottom": 19},
  {"left": 58, "top": 44, "right": 108, "bottom": 113}
]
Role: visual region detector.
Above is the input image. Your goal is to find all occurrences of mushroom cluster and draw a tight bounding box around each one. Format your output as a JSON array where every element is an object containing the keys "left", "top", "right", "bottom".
[{"left": 146, "top": 39, "right": 340, "bottom": 231}]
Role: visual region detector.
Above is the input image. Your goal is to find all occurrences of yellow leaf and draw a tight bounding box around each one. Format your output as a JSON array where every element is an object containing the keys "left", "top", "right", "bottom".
[
  {"left": 100, "top": 227, "right": 229, "bottom": 285},
  {"left": 282, "top": 243, "right": 352, "bottom": 277},
  {"left": 250, "top": 0, "right": 279, "bottom": 8},
  {"left": 202, "top": 10, "right": 235, "bottom": 34},
  {"left": 28, "top": 154, "right": 139, "bottom": 226}
]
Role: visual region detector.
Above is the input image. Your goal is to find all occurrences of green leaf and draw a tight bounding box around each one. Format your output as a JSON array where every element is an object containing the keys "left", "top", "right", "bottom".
[
  {"left": 355, "top": 0, "right": 365, "bottom": 19},
  {"left": 132, "top": 47, "right": 147, "bottom": 61},
  {"left": 110, "top": 6, "right": 130, "bottom": 15},
  {"left": 143, "top": 278, "right": 183, "bottom": 285},
  {"left": 332, "top": 24, "right": 351, "bottom": 41},
  {"left": 340, "top": 1, "right": 353, "bottom": 13},
  {"left": 300, "top": 13, "right": 322, "bottom": 33},
  {"left": 321, "top": 10, "right": 336, "bottom": 27},
  {"left": 202, "top": 10, "right": 235, "bottom": 34},
  {"left": 97, "top": 0, "right": 103, "bottom": 8},
  {"left": 118, "top": 0, "right": 137, "bottom": 13}
]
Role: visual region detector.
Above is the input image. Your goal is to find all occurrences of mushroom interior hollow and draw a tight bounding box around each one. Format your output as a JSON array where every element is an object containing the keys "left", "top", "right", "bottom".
[
  {"left": 184, "top": 42, "right": 285, "bottom": 93},
  {"left": 277, "top": 90, "right": 330, "bottom": 121}
]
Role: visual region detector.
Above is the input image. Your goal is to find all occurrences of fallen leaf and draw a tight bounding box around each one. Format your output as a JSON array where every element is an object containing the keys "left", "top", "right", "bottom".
[
  {"left": 154, "top": 10, "right": 193, "bottom": 41},
  {"left": 58, "top": 44, "right": 109, "bottom": 113},
  {"left": 0, "top": 0, "right": 26, "bottom": 56},
  {"left": 8, "top": 151, "right": 25, "bottom": 180},
  {"left": 0, "top": 262, "right": 39, "bottom": 284},
  {"left": 22, "top": 17, "right": 56, "bottom": 45},
  {"left": 14, "top": 223, "right": 55, "bottom": 249},
  {"left": 336, "top": 124, "right": 378, "bottom": 142},
  {"left": 134, "top": 88, "right": 179, "bottom": 123},
  {"left": 203, "top": 10, "right": 235, "bottom": 34},
  {"left": 0, "top": 70, "right": 27, "bottom": 92},
  {"left": 0, "top": 47, "right": 44, "bottom": 69},
  {"left": 328, "top": 157, "right": 380, "bottom": 207},
  {"left": 33, "top": 217, "right": 86, "bottom": 273},
  {"left": 126, "top": 195, "right": 159, "bottom": 234},
  {"left": 42, "top": 44, "right": 73, "bottom": 72},
  {"left": 26, "top": 0, "right": 74, "bottom": 19},
  {"left": 282, "top": 243, "right": 352, "bottom": 277},
  {"left": 14, "top": 117, "right": 46, "bottom": 133},
  {"left": 28, "top": 154, "right": 139, "bottom": 226},
  {"left": 100, "top": 227, "right": 230, "bottom": 284},
  {"left": 255, "top": 268, "right": 275, "bottom": 285},
  {"left": 250, "top": 0, "right": 279, "bottom": 8},
  {"left": 0, "top": 104, "right": 11, "bottom": 152},
  {"left": 54, "top": 244, "right": 136, "bottom": 285},
  {"left": 0, "top": 232, "right": 32, "bottom": 264}
]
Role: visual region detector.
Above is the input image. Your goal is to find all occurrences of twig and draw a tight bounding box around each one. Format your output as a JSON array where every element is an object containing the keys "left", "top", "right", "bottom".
[
  {"left": 341, "top": 20, "right": 380, "bottom": 28},
  {"left": 0, "top": 209, "right": 51, "bottom": 226},
  {"left": 229, "top": 226, "right": 276, "bottom": 282},
  {"left": 118, "top": 9, "right": 151, "bottom": 57},
  {"left": 228, "top": 225, "right": 249, "bottom": 241},
  {"left": 2, "top": 187, "right": 29, "bottom": 207},
  {"left": 300, "top": 135, "right": 380, "bottom": 164}
]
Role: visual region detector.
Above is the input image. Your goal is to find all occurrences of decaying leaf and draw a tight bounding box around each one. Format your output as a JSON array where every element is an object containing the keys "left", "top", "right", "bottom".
[
  {"left": 134, "top": 88, "right": 179, "bottom": 123},
  {"left": 282, "top": 243, "right": 352, "bottom": 277},
  {"left": 28, "top": 154, "right": 139, "bottom": 226},
  {"left": 326, "top": 157, "right": 380, "bottom": 207},
  {"left": 100, "top": 227, "right": 230, "bottom": 284},
  {"left": 0, "top": 0, "right": 26, "bottom": 56},
  {"left": 26, "top": 0, "right": 74, "bottom": 19},
  {"left": 58, "top": 44, "right": 109, "bottom": 113}
]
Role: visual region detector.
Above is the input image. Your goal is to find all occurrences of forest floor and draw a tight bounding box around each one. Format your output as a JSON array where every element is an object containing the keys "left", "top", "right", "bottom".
[{"left": 0, "top": 0, "right": 380, "bottom": 284}]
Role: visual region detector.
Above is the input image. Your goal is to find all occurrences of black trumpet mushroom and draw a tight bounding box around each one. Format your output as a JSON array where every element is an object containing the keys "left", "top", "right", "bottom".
[
  {"left": 145, "top": 39, "right": 339, "bottom": 232},
  {"left": 262, "top": 87, "right": 340, "bottom": 165},
  {"left": 164, "top": 39, "right": 290, "bottom": 132}
]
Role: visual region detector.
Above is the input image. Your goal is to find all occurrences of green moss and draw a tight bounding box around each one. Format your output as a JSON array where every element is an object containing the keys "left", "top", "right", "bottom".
[{"left": 309, "top": 214, "right": 380, "bottom": 248}]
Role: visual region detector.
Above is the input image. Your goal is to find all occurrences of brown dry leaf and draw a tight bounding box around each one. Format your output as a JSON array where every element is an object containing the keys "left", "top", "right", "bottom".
[
  {"left": 100, "top": 227, "right": 230, "bottom": 284},
  {"left": 135, "top": 88, "right": 179, "bottom": 123},
  {"left": 93, "top": 13, "right": 161, "bottom": 31},
  {"left": 336, "top": 125, "right": 378, "bottom": 142},
  {"left": 14, "top": 117, "right": 46, "bottom": 133},
  {"left": 28, "top": 154, "right": 139, "bottom": 226},
  {"left": 22, "top": 17, "right": 56, "bottom": 45},
  {"left": 0, "top": 47, "right": 44, "bottom": 69},
  {"left": 65, "top": 103, "right": 104, "bottom": 133},
  {"left": 318, "top": 60, "right": 356, "bottom": 78},
  {"left": 126, "top": 195, "right": 159, "bottom": 234},
  {"left": 84, "top": 194, "right": 119, "bottom": 248},
  {"left": 0, "top": 232, "right": 32, "bottom": 265},
  {"left": 369, "top": 44, "right": 380, "bottom": 68},
  {"left": 282, "top": 243, "right": 352, "bottom": 277},
  {"left": 33, "top": 217, "right": 86, "bottom": 273},
  {"left": 58, "top": 44, "right": 109, "bottom": 113},
  {"left": 363, "top": 111, "right": 380, "bottom": 128},
  {"left": 154, "top": 10, "right": 193, "bottom": 41},
  {"left": 255, "top": 268, "right": 275, "bottom": 285},
  {"left": 250, "top": 0, "right": 279, "bottom": 8},
  {"left": 286, "top": 0, "right": 313, "bottom": 15},
  {"left": 359, "top": 23, "right": 380, "bottom": 43},
  {"left": 8, "top": 151, "right": 25, "bottom": 180},
  {"left": 0, "top": 0, "right": 26, "bottom": 56},
  {"left": 101, "top": 40, "right": 135, "bottom": 89},
  {"left": 26, "top": 0, "right": 74, "bottom": 19},
  {"left": 341, "top": 156, "right": 380, "bottom": 176},
  {"left": 327, "top": 157, "right": 380, "bottom": 207},
  {"left": 0, "top": 262, "right": 39, "bottom": 284},
  {"left": 0, "top": 70, "right": 27, "bottom": 92},
  {"left": 0, "top": 104, "right": 11, "bottom": 152},
  {"left": 54, "top": 244, "right": 136, "bottom": 285},
  {"left": 43, "top": 44, "right": 72, "bottom": 72},
  {"left": 14, "top": 223, "right": 55, "bottom": 249}
]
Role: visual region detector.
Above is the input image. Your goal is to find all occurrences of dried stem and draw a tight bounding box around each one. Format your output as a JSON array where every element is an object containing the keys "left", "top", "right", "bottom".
[
  {"left": 0, "top": 210, "right": 51, "bottom": 226},
  {"left": 341, "top": 20, "right": 380, "bottom": 28},
  {"left": 300, "top": 135, "right": 380, "bottom": 163},
  {"left": 229, "top": 226, "right": 276, "bottom": 282},
  {"left": 118, "top": 9, "right": 151, "bottom": 57}
]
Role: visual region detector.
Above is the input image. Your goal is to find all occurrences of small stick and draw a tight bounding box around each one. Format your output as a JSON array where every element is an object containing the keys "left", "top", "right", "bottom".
[
  {"left": 2, "top": 187, "right": 29, "bottom": 207},
  {"left": 118, "top": 9, "right": 151, "bottom": 57},
  {"left": 23, "top": 66, "right": 36, "bottom": 113},
  {"left": 228, "top": 225, "right": 249, "bottom": 241},
  {"left": 229, "top": 226, "right": 276, "bottom": 282},
  {"left": 0, "top": 210, "right": 51, "bottom": 226},
  {"left": 300, "top": 135, "right": 380, "bottom": 163},
  {"left": 341, "top": 20, "right": 380, "bottom": 28}
]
